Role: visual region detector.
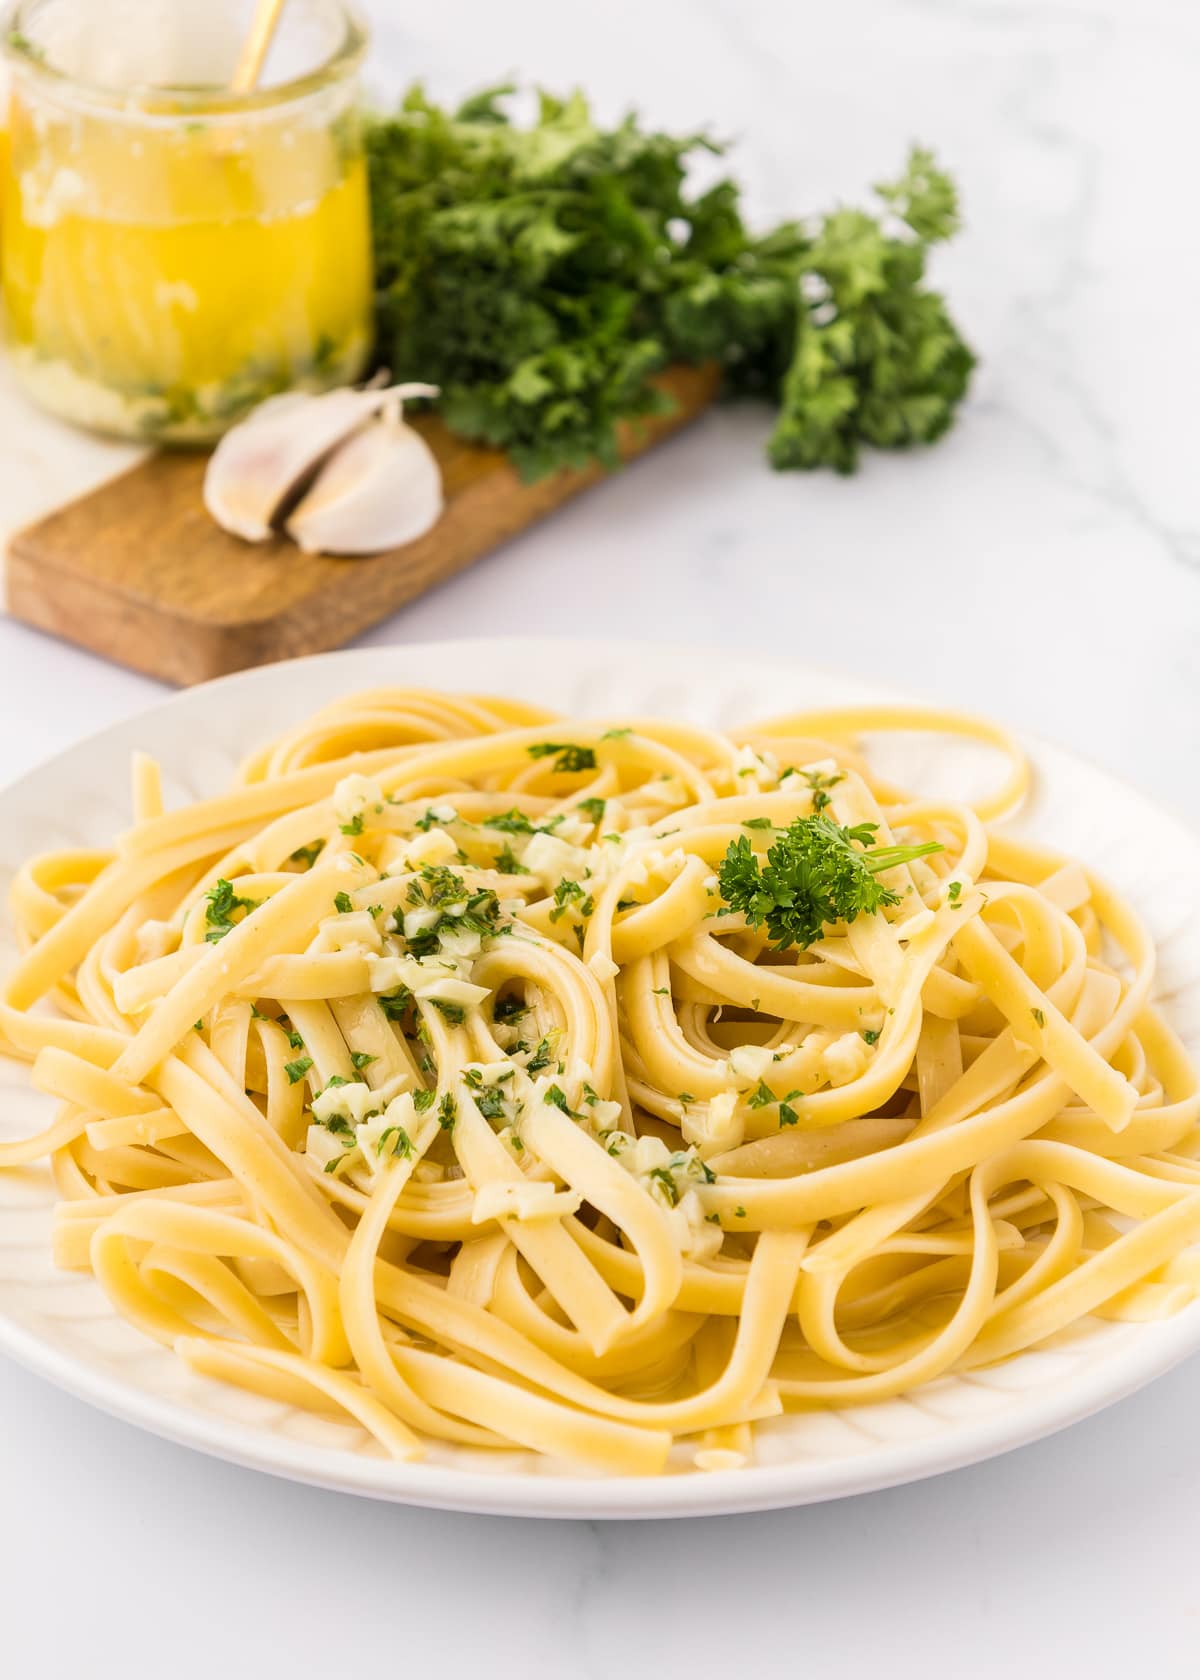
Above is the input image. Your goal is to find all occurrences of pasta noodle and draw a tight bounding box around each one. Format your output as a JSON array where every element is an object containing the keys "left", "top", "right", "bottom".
[{"left": 2, "top": 686, "right": 1198, "bottom": 1476}]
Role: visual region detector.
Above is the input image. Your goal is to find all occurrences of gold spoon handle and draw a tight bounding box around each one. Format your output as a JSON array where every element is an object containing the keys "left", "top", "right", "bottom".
[{"left": 230, "top": 0, "right": 287, "bottom": 92}]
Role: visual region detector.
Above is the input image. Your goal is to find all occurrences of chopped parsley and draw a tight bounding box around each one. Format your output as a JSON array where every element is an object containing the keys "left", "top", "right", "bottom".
[
  {"left": 527, "top": 742, "right": 597, "bottom": 774},
  {"left": 493, "top": 842, "right": 528, "bottom": 874},
  {"left": 415, "top": 807, "right": 456, "bottom": 832},
  {"left": 549, "top": 878, "right": 593, "bottom": 924},
  {"left": 333, "top": 891, "right": 354, "bottom": 915},
  {"left": 645, "top": 1150, "right": 716, "bottom": 1207},
  {"left": 718, "top": 816, "right": 944, "bottom": 951},
  {"left": 483, "top": 809, "right": 536, "bottom": 835},
  {"left": 543, "top": 1083, "right": 585, "bottom": 1119},
  {"left": 525, "top": 1037, "right": 554, "bottom": 1074},
  {"left": 474, "top": 1083, "right": 511, "bottom": 1121},
  {"left": 947, "top": 880, "right": 962, "bottom": 904},
  {"left": 349, "top": 1051, "right": 377, "bottom": 1071},
  {"left": 742, "top": 817, "right": 775, "bottom": 831},
  {"left": 379, "top": 988, "right": 412, "bottom": 1020},
  {"left": 647, "top": 1165, "right": 683, "bottom": 1206},
  {"left": 378, "top": 1125, "right": 414, "bottom": 1159},
  {"left": 801, "top": 768, "right": 845, "bottom": 813},
  {"left": 430, "top": 998, "right": 467, "bottom": 1025},
  {"left": 600, "top": 727, "right": 632, "bottom": 740},
  {"left": 577, "top": 797, "right": 607, "bottom": 823},
  {"left": 862, "top": 1028, "right": 881, "bottom": 1045},
  {"left": 745, "top": 1078, "right": 802, "bottom": 1124},
  {"left": 8, "top": 29, "right": 43, "bottom": 58},
  {"left": 404, "top": 864, "right": 502, "bottom": 956},
  {"left": 203, "top": 878, "right": 258, "bottom": 943},
  {"left": 412, "top": 1088, "right": 436, "bottom": 1112},
  {"left": 290, "top": 841, "right": 325, "bottom": 869},
  {"left": 1031, "top": 1007, "right": 1046, "bottom": 1028},
  {"left": 438, "top": 1092, "right": 458, "bottom": 1131},
  {"left": 493, "top": 993, "right": 527, "bottom": 1024},
  {"left": 339, "top": 812, "right": 365, "bottom": 837},
  {"left": 284, "top": 1057, "right": 313, "bottom": 1084}
]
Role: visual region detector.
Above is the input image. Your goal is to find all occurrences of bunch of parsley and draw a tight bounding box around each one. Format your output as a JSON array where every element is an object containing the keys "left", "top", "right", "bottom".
[{"left": 367, "top": 85, "right": 975, "bottom": 480}]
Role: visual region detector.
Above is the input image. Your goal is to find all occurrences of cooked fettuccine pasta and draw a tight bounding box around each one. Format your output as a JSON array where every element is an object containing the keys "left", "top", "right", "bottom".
[{"left": 2, "top": 687, "right": 1198, "bottom": 1476}]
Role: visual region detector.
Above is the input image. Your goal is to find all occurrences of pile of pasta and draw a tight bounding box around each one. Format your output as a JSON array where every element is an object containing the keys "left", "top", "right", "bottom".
[{"left": 2, "top": 688, "right": 1198, "bottom": 1477}]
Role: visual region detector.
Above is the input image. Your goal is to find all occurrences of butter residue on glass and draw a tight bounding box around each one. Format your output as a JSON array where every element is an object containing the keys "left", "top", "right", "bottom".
[
  {"left": 0, "top": 0, "right": 373, "bottom": 442},
  {"left": 204, "top": 382, "right": 445, "bottom": 555}
]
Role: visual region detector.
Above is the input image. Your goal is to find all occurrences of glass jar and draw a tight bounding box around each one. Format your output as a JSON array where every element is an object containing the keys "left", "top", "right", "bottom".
[{"left": 0, "top": 0, "right": 373, "bottom": 441}]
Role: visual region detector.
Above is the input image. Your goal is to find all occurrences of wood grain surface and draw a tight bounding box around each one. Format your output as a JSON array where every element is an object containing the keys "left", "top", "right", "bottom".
[{"left": 6, "top": 363, "right": 719, "bottom": 687}]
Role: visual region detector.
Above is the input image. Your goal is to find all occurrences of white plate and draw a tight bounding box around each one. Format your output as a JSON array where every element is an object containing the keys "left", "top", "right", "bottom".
[{"left": 2, "top": 637, "right": 1199, "bottom": 1520}]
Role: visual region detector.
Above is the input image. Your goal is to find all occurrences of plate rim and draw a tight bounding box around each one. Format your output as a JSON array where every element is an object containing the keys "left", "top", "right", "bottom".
[{"left": 3, "top": 634, "right": 1199, "bottom": 1520}]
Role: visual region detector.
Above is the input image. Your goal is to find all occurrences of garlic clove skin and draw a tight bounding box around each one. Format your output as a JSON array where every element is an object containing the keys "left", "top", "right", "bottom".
[
  {"left": 284, "top": 415, "right": 444, "bottom": 556},
  {"left": 203, "top": 383, "right": 441, "bottom": 544},
  {"left": 204, "top": 388, "right": 384, "bottom": 542}
]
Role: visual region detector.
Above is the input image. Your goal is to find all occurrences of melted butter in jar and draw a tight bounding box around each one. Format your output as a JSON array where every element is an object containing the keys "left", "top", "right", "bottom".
[{"left": 0, "top": 0, "right": 373, "bottom": 441}]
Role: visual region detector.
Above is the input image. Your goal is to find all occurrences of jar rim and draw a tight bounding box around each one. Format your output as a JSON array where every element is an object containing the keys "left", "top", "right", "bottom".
[{"left": 0, "top": 0, "right": 368, "bottom": 117}]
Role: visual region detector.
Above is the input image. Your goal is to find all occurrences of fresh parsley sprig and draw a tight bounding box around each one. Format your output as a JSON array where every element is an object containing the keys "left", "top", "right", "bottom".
[{"left": 718, "top": 815, "right": 942, "bottom": 951}]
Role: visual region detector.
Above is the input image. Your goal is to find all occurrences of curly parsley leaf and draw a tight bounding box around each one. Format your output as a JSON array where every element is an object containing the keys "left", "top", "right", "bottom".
[
  {"left": 718, "top": 815, "right": 942, "bottom": 951},
  {"left": 765, "top": 151, "right": 975, "bottom": 473}
]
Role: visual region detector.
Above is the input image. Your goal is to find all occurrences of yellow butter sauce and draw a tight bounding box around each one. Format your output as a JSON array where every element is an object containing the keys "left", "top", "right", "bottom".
[{"left": 0, "top": 5, "right": 372, "bottom": 441}]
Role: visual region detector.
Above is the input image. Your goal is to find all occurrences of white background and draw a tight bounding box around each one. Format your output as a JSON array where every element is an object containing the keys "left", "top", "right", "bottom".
[{"left": 2, "top": 0, "right": 1200, "bottom": 1673}]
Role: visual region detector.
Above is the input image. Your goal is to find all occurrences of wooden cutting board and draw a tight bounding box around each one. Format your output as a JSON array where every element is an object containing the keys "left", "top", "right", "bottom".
[{"left": 5, "top": 363, "right": 719, "bottom": 687}]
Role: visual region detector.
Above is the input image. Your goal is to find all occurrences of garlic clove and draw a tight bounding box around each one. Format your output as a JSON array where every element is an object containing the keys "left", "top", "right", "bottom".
[
  {"left": 204, "top": 388, "right": 383, "bottom": 542},
  {"left": 203, "top": 383, "right": 441, "bottom": 543},
  {"left": 284, "top": 413, "right": 444, "bottom": 556}
]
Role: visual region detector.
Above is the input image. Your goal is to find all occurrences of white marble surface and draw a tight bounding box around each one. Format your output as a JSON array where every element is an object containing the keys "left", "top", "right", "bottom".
[{"left": 2, "top": 1, "right": 1200, "bottom": 1673}]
